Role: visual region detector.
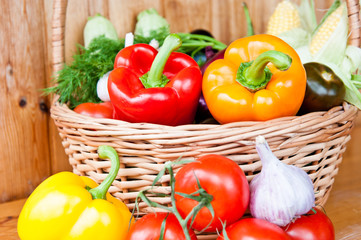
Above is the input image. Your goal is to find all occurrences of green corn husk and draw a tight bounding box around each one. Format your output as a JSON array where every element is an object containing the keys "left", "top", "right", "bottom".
[
  {"left": 274, "top": 0, "right": 315, "bottom": 50},
  {"left": 304, "top": 1, "right": 361, "bottom": 109},
  {"left": 311, "top": 2, "right": 348, "bottom": 66},
  {"left": 278, "top": 28, "right": 310, "bottom": 50},
  {"left": 342, "top": 46, "right": 361, "bottom": 107},
  {"left": 342, "top": 46, "right": 361, "bottom": 74},
  {"left": 273, "top": 0, "right": 361, "bottom": 109},
  {"left": 298, "top": 0, "right": 317, "bottom": 33},
  {"left": 324, "top": 61, "right": 361, "bottom": 110}
]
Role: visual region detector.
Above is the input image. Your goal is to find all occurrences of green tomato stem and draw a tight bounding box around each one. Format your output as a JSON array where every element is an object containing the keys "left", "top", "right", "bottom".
[
  {"left": 134, "top": 160, "right": 214, "bottom": 240},
  {"left": 168, "top": 166, "right": 193, "bottom": 240},
  {"left": 88, "top": 145, "right": 120, "bottom": 200},
  {"left": 237, "top": 50, "right": 292, "bottom": 92},
  {"left": 141, "top": 34, "right": 182, "bottom": 88}
]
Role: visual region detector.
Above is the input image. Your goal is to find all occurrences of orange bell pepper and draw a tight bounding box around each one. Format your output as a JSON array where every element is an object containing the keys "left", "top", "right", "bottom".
[{"left": 202, "top": 34, "right": 306, "bottom": 123}]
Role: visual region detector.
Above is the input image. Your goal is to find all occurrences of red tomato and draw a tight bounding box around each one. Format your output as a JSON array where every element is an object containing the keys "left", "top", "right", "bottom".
[
  {"left": 73, "top": 102, "right": 113, "bottom": 119},
  {"left": 283, "top": 208, "right": 335, "bottom": 240},
  {"left": 126, "top": 212, "right": 197, "bottom": 240},
  {"left": 174, "top": 154, "right": 249, "bottom": 232},
  {"left": 217, "top": 218, "right": 291, "bottom": 240}
]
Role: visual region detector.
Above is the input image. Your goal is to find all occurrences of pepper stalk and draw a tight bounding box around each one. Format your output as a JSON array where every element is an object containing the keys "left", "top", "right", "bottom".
[
  {"left": 236, "top": 50, "right": 292, "bottom": 92},
  {"left": 140, "top": 34, "right": 182, "bottom": 89},
  {"left": 88, "top": 145, "right": 120, "bottom": 200}
]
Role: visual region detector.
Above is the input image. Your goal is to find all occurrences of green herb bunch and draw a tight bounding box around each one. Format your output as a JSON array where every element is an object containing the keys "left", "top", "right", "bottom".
[
  {"left": 176, "top": 33, "right": 227, "bottom": 58},
  {"left": 45, "top": 35, "right": 124, "bottom": 109}
]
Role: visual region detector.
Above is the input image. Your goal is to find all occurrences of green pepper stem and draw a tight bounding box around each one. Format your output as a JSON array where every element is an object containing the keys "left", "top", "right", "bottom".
[
  {"left": 246, "top": 50, "right": 292, "bottom": 81},
  {"left": 237, "top": 50, "right": 292, "bottom": 92},
  {"left": 88, "top": 146, "right": 120, "bottom": 200},
  {"left": 141, "top": 34, "right": 182, "bottom": 88}
]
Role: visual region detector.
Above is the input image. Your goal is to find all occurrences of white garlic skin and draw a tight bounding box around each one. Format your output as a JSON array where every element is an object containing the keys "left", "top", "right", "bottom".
[
  {"left": 97, "top": 71, "right": 111, "bottom": 102},
  {"left": 250, "top": 136, "right": 315, "bottom": 227},
  {"left": 124, "top": 32, "right": 134, "bottom": 47}
]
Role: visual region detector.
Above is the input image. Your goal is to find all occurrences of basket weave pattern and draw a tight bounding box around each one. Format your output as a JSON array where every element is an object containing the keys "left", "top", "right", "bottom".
[
  {"left": 52, "top": 101, "right": 357, "bottom": 210},
  {"left": 51, "top": 0, "right": 360, "bottom": 218}
]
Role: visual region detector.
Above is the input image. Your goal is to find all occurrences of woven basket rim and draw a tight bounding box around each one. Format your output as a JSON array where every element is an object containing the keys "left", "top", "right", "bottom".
[{"left": 51, "top": 99, "right": 358, "bottom": 130}]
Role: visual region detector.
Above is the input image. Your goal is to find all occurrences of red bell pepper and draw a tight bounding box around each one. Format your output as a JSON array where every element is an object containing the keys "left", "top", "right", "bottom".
[{"left": 108, "top": 34, "right": 202, "bottom": 126}]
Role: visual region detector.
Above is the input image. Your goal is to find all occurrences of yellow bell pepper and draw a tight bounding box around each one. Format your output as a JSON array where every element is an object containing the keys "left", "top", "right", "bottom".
[{"left": 17, "top": 146, "right": 133, "bottom": 240}]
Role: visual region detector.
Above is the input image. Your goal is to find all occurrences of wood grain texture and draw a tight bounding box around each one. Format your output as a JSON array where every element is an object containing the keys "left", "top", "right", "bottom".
[
  {"left": 0, "top": 199, "right": 26, "bottom": 240},
  {"left": 0, "top": 0, "right": 51, "bottom": 202},
  {"left": 62, "top": 0, "right": 336, "bottom": 62},
  {"left": 44, "top": 0, "right": 73, "bottom": 175},
  {"left": 324, "top": 116, "right": 361, "bottom": 240},
  {"left": 0, "top": 216, "right": 20, "bottom": 240}
]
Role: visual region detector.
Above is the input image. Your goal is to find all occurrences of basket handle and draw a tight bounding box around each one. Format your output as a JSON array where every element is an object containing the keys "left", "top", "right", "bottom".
[
  {"left": 346, "top": 0, "right": 361, "bottom": 47},
  {"left": 52, "top": 0, "right": 68, "bottom": 74},
  {"left": 51, "top": 0, "right": 361, "bottom": 73}
]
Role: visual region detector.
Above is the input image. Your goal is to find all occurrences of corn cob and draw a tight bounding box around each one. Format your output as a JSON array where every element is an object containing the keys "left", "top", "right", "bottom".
[
  {"left": 267, "top": 0, "right": 301, "bottom": 36},
  {"left": 309, "top": 3, "right": 345, "bottom": 56}
]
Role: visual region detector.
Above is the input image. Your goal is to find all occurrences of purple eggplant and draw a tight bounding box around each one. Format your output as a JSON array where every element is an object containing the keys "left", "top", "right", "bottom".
[
  {"left": 200, "top": 49, "right": 225, "bottom": 75},
  {"left": 195, "top": 49, "right": 226, "bottom": 123}
]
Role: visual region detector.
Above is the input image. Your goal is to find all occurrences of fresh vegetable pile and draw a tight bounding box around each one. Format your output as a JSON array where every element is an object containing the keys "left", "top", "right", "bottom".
[
  {"left": 34, "top": 0, "right": 361, "bottom": 239},
  {"left": 267, "top": 0, "right": 361, "bottom": 111},
  {"left": 46, "top": 0, "right": 361, "bottom": 125},
  {"left": 18, "top": 136, "right": 335, "bottom": 240}
]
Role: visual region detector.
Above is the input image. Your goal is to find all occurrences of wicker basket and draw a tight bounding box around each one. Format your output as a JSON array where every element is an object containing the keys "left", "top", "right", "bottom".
[{"left": 51, "top": 0, "right": 360, "bottom": 235}]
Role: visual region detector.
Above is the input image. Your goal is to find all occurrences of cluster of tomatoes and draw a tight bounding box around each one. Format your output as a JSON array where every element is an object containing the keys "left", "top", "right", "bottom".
[{"left": 125, "top": 154, "right": 335, "bottom": 240}]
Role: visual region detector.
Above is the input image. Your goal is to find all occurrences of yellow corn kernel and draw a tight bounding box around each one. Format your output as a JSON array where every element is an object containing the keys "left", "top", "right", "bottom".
[
  {"left": 310, "top": 4, "right": 344, "bottom": 56},
  {"left": 267, "top": 0, "right": 301, "bottom": 36}
]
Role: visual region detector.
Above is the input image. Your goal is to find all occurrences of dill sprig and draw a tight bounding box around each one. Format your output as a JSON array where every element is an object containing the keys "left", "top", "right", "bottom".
[{"left": 45, "top": 36, "right": 124, "bottom": 109}]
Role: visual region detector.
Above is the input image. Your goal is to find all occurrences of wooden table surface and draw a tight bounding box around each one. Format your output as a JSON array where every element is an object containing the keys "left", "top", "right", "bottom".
[{"left": 1, "top": 118, "right": 361, "bottom": 240}]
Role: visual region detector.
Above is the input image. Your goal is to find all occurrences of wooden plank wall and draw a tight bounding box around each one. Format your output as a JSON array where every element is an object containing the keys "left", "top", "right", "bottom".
[{"left": 0, "top": 0, "right": 336, "bottom": 203}]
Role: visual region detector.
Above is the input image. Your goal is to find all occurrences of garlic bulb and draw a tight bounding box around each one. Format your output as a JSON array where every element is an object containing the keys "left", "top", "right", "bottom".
[
  {"left": 96, "top": 71, "right": 111, "bottom": 102},
  {"left": 124, "top": 32, "right": 134, "bottom": 47},
  {"left": 250, "top": 136, "right": 315, "bottom": 227}
]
